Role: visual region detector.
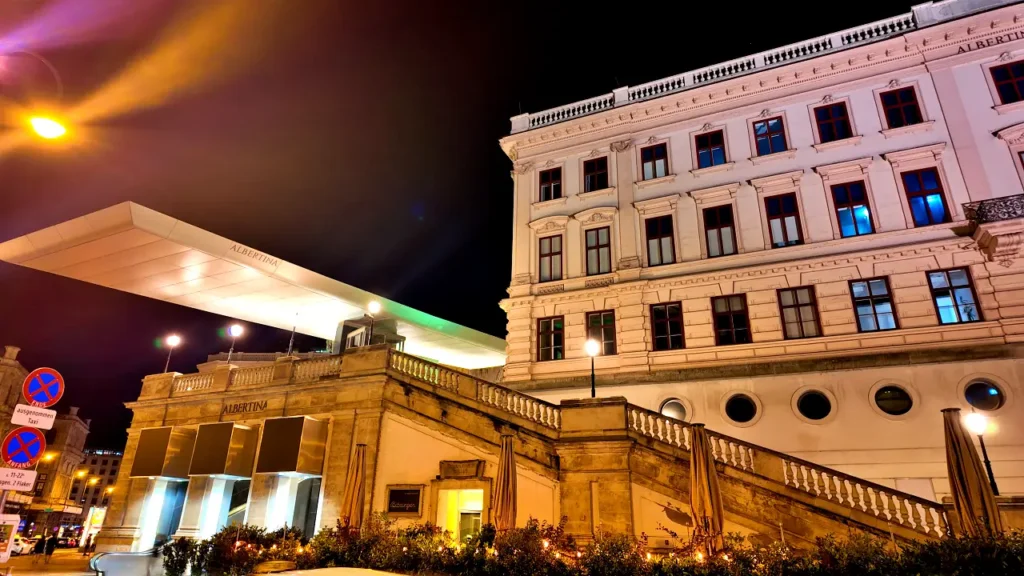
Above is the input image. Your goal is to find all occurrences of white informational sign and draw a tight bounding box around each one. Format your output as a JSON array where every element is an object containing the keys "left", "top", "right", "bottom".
[
  {"left": 11, "top": 403, "right": 56, "bottom": 430},
  {"left": 0, "top": 467, "right": 37, "bottom": 492},
  {"left": 0, "top": 513, "right": 20, "bottom": 563}
]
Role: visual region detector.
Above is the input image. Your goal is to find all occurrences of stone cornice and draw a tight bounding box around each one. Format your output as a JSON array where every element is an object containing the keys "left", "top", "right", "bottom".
[
  {"left": 814, "top": 156, "right": 873, "bottom": 181},
  {"left": 573, "top": 206, "right": 617, "bottom": 226},
  {"left": 749, "top": 170, "right": 804, "bottom": 193},
  {"left": 633, "top": 193, "right": 680, "bottom": 216},
  {"left": 528, "top": 214, "right": 570, "bottom": 233},
  {"left": 882, "top": 142, "right": 947, "bottom": 167},
  {"left": 996, "top": 121, "right": 1024, "bottom": 145}
]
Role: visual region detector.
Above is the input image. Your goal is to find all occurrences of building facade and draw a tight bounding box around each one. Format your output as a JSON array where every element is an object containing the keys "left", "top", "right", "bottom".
[
  {"left": 499, "top": 0, "right": 1024, "bottom": 502},
  {"left": 69, "top": 450, "right": 122, "bottom": 517}
]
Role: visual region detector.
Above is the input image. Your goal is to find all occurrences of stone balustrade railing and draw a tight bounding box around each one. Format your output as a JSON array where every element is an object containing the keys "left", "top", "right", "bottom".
[
  {"left": 293, "top": 356, "right": 342, "bottom": 381},
  {"left": 478, "top": 382, "right": 561, "bottom": 430},
  {"left": 626, "top": 404, "right": 947, "bottom": 538},
  {"left": 510, "top": 12, "right": 917, "bottom": 133},
  {"left": 172, "top": 372, "right": 214, "bottom": 393},
  {"left": 231, "top": 365, "right": 275, "bottom": 388}
]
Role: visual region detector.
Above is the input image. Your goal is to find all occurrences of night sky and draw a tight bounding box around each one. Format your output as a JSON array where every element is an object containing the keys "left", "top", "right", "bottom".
[{"left": 0, "top": 0, "right": 914, "bottom": 448}]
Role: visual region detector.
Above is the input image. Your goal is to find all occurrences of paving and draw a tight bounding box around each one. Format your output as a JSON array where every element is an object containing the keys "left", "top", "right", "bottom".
[{"left": 0, "top": 549, "right": 93, "bottom": 575}]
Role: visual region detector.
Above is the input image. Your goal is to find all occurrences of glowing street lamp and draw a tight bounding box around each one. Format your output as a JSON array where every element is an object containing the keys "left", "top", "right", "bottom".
[
  {"left": 585, "top": 339, "right": 600, "bottom": 398},
  {"left": 964, "top": 411, "right": 999, "bottom": 495},
  {"left": 163, "top": 334, "right": 181, "bottom": 373},
  {"left": 367, "top": 301, "right": 381, "bottom": 345},
  {"left": 29, "top": 116, "right": 66, "bottom": 139},
  {"left": 87, "top": 478, "right": 99, "bottom": 486},
  {"left": 226, "top": 324, "right": 244, "bottom": 363}
]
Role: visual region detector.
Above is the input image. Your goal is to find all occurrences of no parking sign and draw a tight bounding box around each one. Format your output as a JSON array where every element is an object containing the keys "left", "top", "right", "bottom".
[
  {"left": 1, "top": 427, "right": 46, "bottom": 469},
  {"left": 22, "top": 367, "right": 64, "bottom": 408}
]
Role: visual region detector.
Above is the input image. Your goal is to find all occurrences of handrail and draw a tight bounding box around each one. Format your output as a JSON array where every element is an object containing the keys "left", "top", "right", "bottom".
[
  {"left": 625, "top": 404, "right": 948, "bottom": 538},
  {"left": 388, "top": 350, "right": 561, "bottom": 430}
]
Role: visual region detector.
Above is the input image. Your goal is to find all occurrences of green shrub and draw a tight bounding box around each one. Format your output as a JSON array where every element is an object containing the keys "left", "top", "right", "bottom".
[{"left": 161, "top": 537, "right": 194, "bottom": 576}]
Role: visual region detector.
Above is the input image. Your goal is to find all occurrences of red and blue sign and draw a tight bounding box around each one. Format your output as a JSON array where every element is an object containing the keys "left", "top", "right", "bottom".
[
  {"left": 22, "top": 368, "right": 64, "bottom": 409},
  {"left": 1, "top": 427, "right": 46, "bottom": 469}
]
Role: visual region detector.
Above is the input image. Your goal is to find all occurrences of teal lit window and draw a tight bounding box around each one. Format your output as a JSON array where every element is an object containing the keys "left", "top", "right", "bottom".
[
  {"left": 831, "top": 182, "right": 873, "bottom": 237},
  {"left": 928, "top": 269, "right": 981, "bottom": 324},
  {"left": 902, "top": 169, "right": 949, "bottom": 227}
]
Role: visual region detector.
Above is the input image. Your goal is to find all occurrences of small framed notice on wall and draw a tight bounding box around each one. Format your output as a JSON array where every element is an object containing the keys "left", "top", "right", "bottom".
[{"left": 386, "top": 484, "right": 424, "bottom": 517}]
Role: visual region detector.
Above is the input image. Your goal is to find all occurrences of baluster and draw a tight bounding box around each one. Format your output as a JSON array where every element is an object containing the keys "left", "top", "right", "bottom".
[
  {"left": 781, "top": 460, "right": 793, "bottom": 487},
  {"left": 878, "top": 490, "right": 891, "bottom": 521},
  {"left": 866, "top": 488, "right": 879, "bottom": 517},
  {"left": 829, "top": 476, "right": 843, "bottom": 504},
  {"left": 891, "top": 495, "right": 906, "bottom": 525},
  {"left": 917, "top": 504, "right": 933, "bottom": 535},
  {"left": 799, "top": 466, "right": 811, "bottom": 492},
  {"left": 902, "top": 499, "right": 916, "bottom": 529},
  {"left": 854, "top": 484, "right": 868, "bottom": 512},
  {"left": 809, "top": 469, "right": 821, "bottom": 496}
]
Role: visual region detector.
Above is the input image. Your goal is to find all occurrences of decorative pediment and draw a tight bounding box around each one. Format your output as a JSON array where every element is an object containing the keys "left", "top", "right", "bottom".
[
  {"left": 633, "top": 193, "right": 681, "bottom": 216},
  {"left": 700, "top": 122, "right": 715, "bottom": 132},
  {"left": 887, "top": 79, "right": 900, "bottom": 88},
  {"left": 688, "top": 182, "right": 741, "bottom": 205},
  {"left": 996, "top": 122, "right": 1024, "bottom": 146},
  {"left": 610, "top": 139, "right": 633, "bottom": 153},
  {"left": 573, "top": 206, "right": 618, "bottom": 226},
  {"left": 749, "top": 170, "right": 804, "bottom": 194},
  {"left": 528, "top": 215, "right": 570, "bottom": 233},
  {"left": 512, "top": 161, "right": 533, "bottom": 175},
  {"left": 814, "top": 157, "right": 872, "bottom": 182},
  {"left": 882, "top": 143, "right": 946, "bottom": 168}
]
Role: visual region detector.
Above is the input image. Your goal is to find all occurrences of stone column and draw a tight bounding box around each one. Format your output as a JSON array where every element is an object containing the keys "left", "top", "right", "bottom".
[
  {"left": 244, "top": 474, "right": 277, "bottom": 528},
  {"left": 556, "top": 397, "right": 635, "bottom": 542},
  {"left": 173, "top": 476, "right": 210, "bottom": 539}
]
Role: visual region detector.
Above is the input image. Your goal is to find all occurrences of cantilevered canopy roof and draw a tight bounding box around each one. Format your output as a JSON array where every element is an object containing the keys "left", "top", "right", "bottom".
[{"left": 0, "top": 202, "right": 506, "bottom": 369}]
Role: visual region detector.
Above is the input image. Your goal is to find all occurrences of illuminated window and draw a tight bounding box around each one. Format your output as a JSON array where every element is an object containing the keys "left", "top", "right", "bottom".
[
  {"left": 539, "top": 168, "right": 561, "bottom": 202},
  {"left": 640, "top": 144, "right": 668, "bottom": 180},
  {"left": 694, "top": 130, "right": 727, "bottom": 168},
  {"left": 964, "top": 380, "right": 1005, "bottom": 411},
  {"left": 703, "top": 205, "right": 737, "bottom": 257},
  {"left": 928, "top": 268, "right": 981, "bottom": 324},
  {"left": 586, "top": 310, "right": 616, "bottom": 356},
  {"left": 660, "top": 399, "right": 687, "bottom": 421},
  {"left": 831, "top": 181, "right": 873, "bottom": 237},
  {"left": 850, "top": 278, "right": 898, "bottom": 332},
  {"left": 583, "top": 157, "right": 609, "bottom": 192},
  {"left": 537, "top": 317, "right": 564, "bottom": 361},
  {"left": 902, "top": 168, "right": 949, "bottom": 227},
  {"left": 764, "top": 193, "right": 802, "bottom": 248},
  {"left": 753, "top": 117, "right": 787, "bottom": 156}
]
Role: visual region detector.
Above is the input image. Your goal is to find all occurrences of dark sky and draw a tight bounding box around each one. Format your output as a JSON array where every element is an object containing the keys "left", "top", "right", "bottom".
[{"left": 0, "top": 0, "right": 914, "bottom": 449}]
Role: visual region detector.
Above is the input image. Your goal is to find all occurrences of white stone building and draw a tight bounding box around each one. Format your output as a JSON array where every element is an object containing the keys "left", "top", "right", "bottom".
[{"left": 498, "top": 0, "right": 1024, "bottom": 502}]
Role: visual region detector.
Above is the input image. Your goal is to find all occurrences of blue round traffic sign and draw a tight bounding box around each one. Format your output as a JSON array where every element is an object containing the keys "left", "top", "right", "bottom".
[
  {"left": 1, "top": 427, "right": 46, "bottom": 469},
  {"left": 22, "top": 367, "right": 64, "bottom": 408}
]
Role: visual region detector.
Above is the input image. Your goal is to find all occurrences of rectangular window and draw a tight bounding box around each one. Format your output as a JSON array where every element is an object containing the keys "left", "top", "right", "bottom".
[
  {"left": 538, "top": 235, "right": 562, "bottom": 282},
  {"left": 586, "top": 310, "right": 616, "bottom": 356},
  {"left": 990, "top": 60, "right": 1024, "bottom": 105},
  {"left": 712, "top": 295, "right": 751, "bottom": 345},
  {"left": 831, "top": 181, "right": 874, "bottom": 237},
  {"left": 928, "top": 268, "right": 982, "bottom": 324},
  {"left": 814, "top": 102, "right": 853, "bottom": 143},
  {"left": 640, "top": 143, "right": 668, "bottom": 180},
  {"left": 583, "top": 157, "right": 609, "bottom": 192},
  {"left": 902, "top": 168, "right": 949, "bottom": 227},
  {"left": 695, "top": 130, "right": 727, "bottom": 168},
  {"left": 753, "top": 117, "right": 787, "bottom": 156},
  {"left": 777, "top": 287, "right": 821, "bottom": 339},
  {"left": 764, "top": 193, "right": 802, "bottom": 248},
  {"left": 850, "top": 278, "right": 898, "bottom": 332},
  {"left": 645, "top": 215, "right": 675, "bottom": 266},
  {"left": 703, "top": 205, "right": 737, "bottom": 257},
  {"left": 585, "top": 226, "right": 611, "bottom": 275},
  {"left": 650, "top": 302, "right": 684, "bottom": 351},
  {"left": 879, "top": 87, "right": 923, "bottom": 128},
  {"left": 537, "top": 316, "right": 565, "bottom": 361},
  {"left": 539, "top": 168, "right": 562, "bottom": 202}
]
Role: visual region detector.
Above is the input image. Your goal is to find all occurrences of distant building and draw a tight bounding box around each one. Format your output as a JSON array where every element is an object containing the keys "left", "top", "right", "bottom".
[{"left": 69, "top": 449, "right": 123, "bottom": 518}]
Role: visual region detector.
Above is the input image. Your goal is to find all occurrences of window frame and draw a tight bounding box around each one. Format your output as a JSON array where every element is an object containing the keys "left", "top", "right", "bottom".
[
  {"left": 711, "top": 294, "right": 752, "bottom": 346},
  {"left": 702, "top": 204, "right": 739, "bottom": 258},
  {"left": 751, "top": 116, "right": 789, "bottom": 156},
  {"left": 536, "top": 316, "right": 565, "bottom": 362},
  {"left": 776, "top": 286, "right": 822, "bottom": 340},
  {"left": 586, "top": 310, "right": 617, "bottom": 356},
  {"left": 584, "top": 225, "right": 612, "bottom": 276},
  {"left": 878, "top": 86, "right": 924, "bottom": 129},
  {"left": 538, "top": 167, "right": 562, "bottom": 203},
  {"left": 763, "top": 192, "right": 803, "bottom": 248},
  {"left": 582, "top": 156, "right": 610, "bottom": 193},
  {"left": 650, "top": 302, "right": 685, "bottom": 351},
  {"left": 849, "top": 277, "right": 900, "bottom": 333},
  {"left": 693, "top": 129, "right": 728, "bottom": 169},
  {"left": 816, "top": 157, "right": 883, "bottom": 239},
  {"left": 900, "top": 167, "right": 951, "bottom": 227},
  {"left": 830, "top": 180, "right": 875, "bottom": 238},
  {"left": 927, "top": 268, "right": 983, "bottom": 325},
  {"left": 644, "top": 214, "right": 676, "bottom": 267},
  {"left": 812, "top": 101, "right": 854, "bottom": 144},
  {"left": 537, "top": 234, "right": 563, "bottom": 283},
  {"left": 638, "top": 142, "right": 670, "bottom": 181},
  {"left": 989, "top": 59, "right": 1024, "bottom": 105}
]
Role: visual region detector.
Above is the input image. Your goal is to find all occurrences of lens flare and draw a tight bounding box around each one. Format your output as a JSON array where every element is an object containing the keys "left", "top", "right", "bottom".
[{"left": 29, "top": 116, "right": 66, "bottom": 139}]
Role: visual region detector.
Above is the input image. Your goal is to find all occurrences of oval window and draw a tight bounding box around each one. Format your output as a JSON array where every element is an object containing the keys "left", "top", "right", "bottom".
[
  {"left": 660, "top": 399, "right": 686, "bottom": 421},
  {"left": 874, "top": 386, "right": 913, "bottom": 416},
  {"left": 724, "top": 394, "right": 758, "bottom": 423},
  {"left": 796, "top": 391, "right": 832, "bottom": 421},
  {"left": 964, "top": 381, "right": 1005, "bottom": 411}
]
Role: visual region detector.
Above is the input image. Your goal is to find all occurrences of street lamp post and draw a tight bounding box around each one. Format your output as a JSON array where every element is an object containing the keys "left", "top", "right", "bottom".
[
  {"left": 226, "top": 324, "right": 244, "bottom": 364},
  {"left": 163, "top": 335, "right": 181, "bottom": 373},
  {"left": 964, "top": 412, "right": 999, "bottom": 495},
  {"left": 584, "top": 339, "right": 600, "bottom": 399},
  {"left": 367, "top": 301, "right": 381, "bottom": 346}
]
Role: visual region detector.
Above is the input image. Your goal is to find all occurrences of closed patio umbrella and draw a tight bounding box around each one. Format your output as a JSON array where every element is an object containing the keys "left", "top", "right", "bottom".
[
  {"left": 492, "top": 434, "right": 517, "bottom": 531},
  {"left": 689, "top": 424, "right": 724, "bottom": 553},
  {"left": 340, "top": 444, "right": 366, "bottom": 529},
  {"left": 942, "top": 408, "right": 1002, "bottom": 536}
]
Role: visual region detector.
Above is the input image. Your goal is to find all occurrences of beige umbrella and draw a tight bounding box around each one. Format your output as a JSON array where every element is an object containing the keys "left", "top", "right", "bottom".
[
  {"left": 492, "top": 434, "right": 517, "bottom": 531},
  {"left": 689, "top": 424, "right": 724, "bottom": 553},
  {"left": 340, "top": 444, "right": 367, "bottom": 529},
  {"left": 942, "top": 408, "right": 1002, "bottom": 536}
]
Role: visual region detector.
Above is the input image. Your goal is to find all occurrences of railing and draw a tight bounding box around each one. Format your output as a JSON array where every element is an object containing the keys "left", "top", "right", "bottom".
[
  {"left": 231, "top": 365, "right": 274, "bottom": 387},
  {"left": 207, "top": 351, "right": 330, "bottom": 362},
  {"left": 512, "top": 11, "right": 917, "bottom": 133},
  {"left": 172, "top": 373, "right": 214, "bottom": 393},
  {"left": 626, "top": 404, "right": 947, "bottom": 538},
  {"left": 293, "top": 356, "right": 342, "bottom": 381},
  {"left": 388, "top": 350, "right": 561, "bottom": 430},
  {"left": 963, "top": 194, "right": 1024, "bottom": 224}
]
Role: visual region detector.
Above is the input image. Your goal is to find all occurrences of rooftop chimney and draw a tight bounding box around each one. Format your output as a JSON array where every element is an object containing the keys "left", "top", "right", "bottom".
[
  {"left": 3, "top": 346, "right": 19, "bottom": 360},
  {"left": 69, "top": 406, "right": 79, "bottom": 417}
]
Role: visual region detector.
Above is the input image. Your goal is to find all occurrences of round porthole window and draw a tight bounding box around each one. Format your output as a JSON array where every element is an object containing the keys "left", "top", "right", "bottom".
[
  {"left": 659, "top": 399, "right": 687, "bottom": 421},
  {"left": 874, "top": 385, "right": 913, "bottom": 416},
  {"left": 724, "top": 394, "right": 758, "bottom": 424},
  {"left": 964, "top": 380, "right": 1005, "bottom": 411},
  {"left": 796, "top": 391, "right": 832, "bottom": 420}
]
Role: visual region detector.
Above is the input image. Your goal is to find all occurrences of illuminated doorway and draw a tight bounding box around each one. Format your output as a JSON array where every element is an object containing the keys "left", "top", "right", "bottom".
[{"left": 436, "top": 488, "right": 483, "bottom": 544}]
